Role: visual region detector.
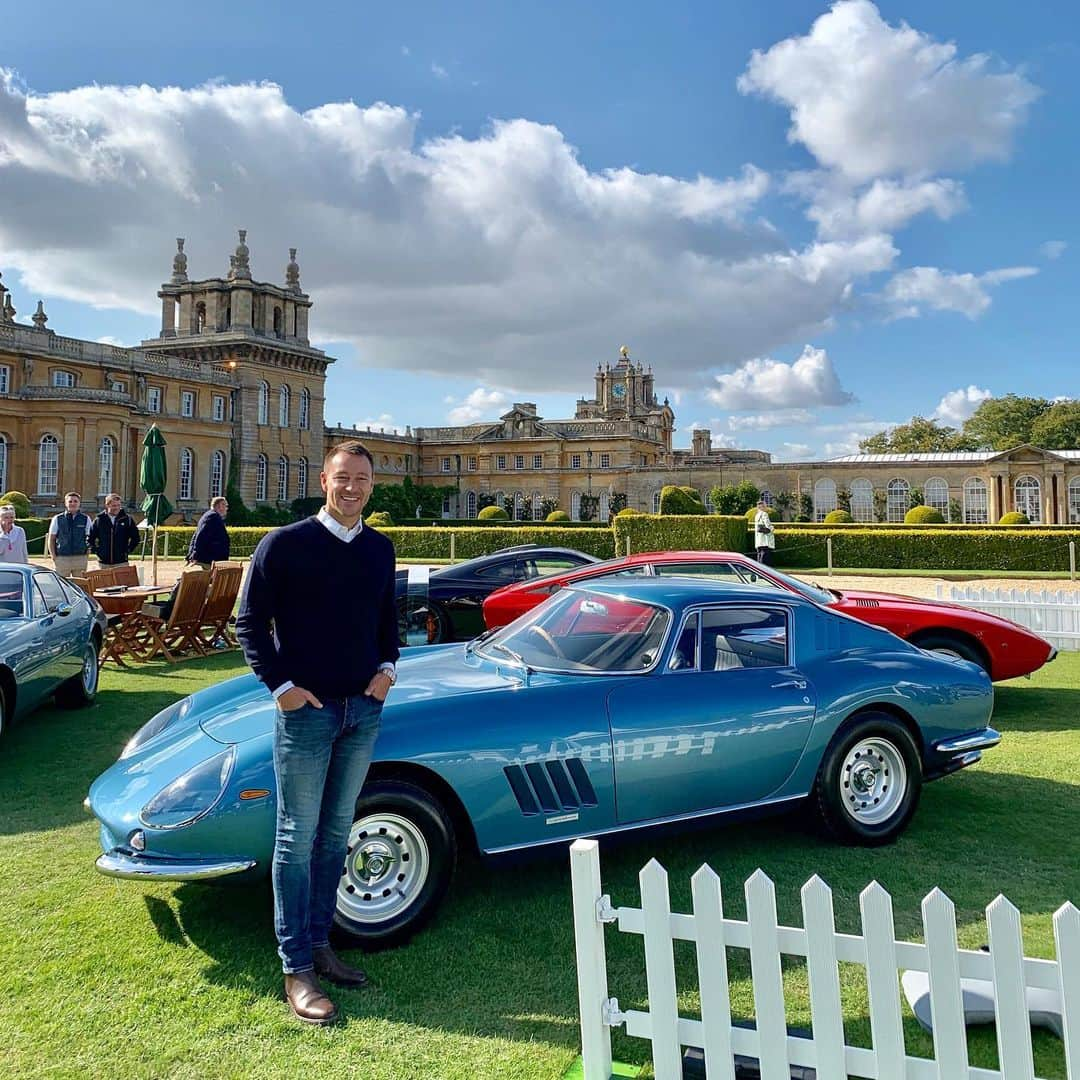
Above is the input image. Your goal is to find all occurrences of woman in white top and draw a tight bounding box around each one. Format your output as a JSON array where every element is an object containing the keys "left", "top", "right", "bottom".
[
  {"left": 753, "top": 499, "right": 775, "bottom": 565},
  {"left": 0, "top": 505, "right": 29, "bottom": 563}
]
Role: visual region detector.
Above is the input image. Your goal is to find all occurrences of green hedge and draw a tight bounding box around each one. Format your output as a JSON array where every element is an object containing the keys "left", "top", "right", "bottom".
[
  {"left": 613, "top": 514, "right": 749, "bottom": 556},
  {"left": 19, "top": 518, "right": 50, "bottom": 556},
  {"left": 770, "top": 527, "right": 1080, "bottom": 572},
  {"left": 376, "top": 526, "right": 615, "bottom": 560}
]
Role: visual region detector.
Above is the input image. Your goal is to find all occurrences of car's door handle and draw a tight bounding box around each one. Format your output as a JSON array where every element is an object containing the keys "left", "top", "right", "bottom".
[{"left": 772, "top": 677, "right": 807, "bottom": 690}]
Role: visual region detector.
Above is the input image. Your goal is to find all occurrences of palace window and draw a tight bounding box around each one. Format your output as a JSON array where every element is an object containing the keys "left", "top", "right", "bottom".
[
  {"left": 181, "top": 390, "right": 196, "bottom": 418},
  {"left": 256, "top": 455, "right": 268, "bottom": 502},
  {"left": 298, "top": 388, "right": 310, "bottom": 430},
  {"left": 441, "top": 457, "right": 451, "bottom": 473},
  {"left": 467, "top": 456, "right": 477, "bottom": 471},
  {"left": 813, "top": 478, "right": 837, "bottom": 521},
  {"left": 52, "top": 370, "right": 76, "bottom": 388},
  {"left": 532, "top": 491, "right": 543, "bottom": 520},
  {"left": 887, "top": 478, "right": 910, "bottom": 522},
  {"left": 496, "top": 454, "right": 506, "bottom": 470},
  {"left": 571, "top": 454, "right": 582, "bottom": 469},
  {"left": 178, "top": 448, "right": 194, "bottom": 500},
  {"left": 652, "top": 490, "right": 662, "bottom": 513},
  {"left": 964, "top": 477, "right": 988, "bottom": 524},
  {"left": 98, "top": 437, "right": 114, "bottom": 495},
  {"left": 514, "top": 455, "right": 524, "bottom": 470},
  {"left": 532, "top": 454, "right": 542, "bottom": 470},
  {"left": 296, "top": 457, "right": 308, "bottom": 499},
  {"left": 210, "top": 450, "right": 226, "bottom": 499},
  {"left": 278, "top": 456, "right": 289, "bottom": 501},
  {"left": 850, "top": 478, "right": 874, "bottom": 522},
  {"left": 279, "top": 385, "right": 291, "bottom": 428},
  {"left": 0, "top": 365, "right": 9, "bottom": 395},
  {"left": 571, "top": 492, "right": 582, "bottom": 520},
  {"left": 257, "top": 382, "right": 269, "bottom": 425},
  {"left": 38, "top": 434, "right": 59, "bottom": 495},
  {"left": 212, "top": 395, "right": 226, "bottom": 422},
  {"left": 1014, "top": 475, "right": 1041, "bottom": 523},
  {"left": 1069, "top": 478, "right": 1080, "bottom": 524},
  {"left": 924, "top": 477, "right": 950, "bottom": 520},
  {"left": 0, "top": 436, "right": 7, "bottom": 493},
  {"left": 147, "top": 386, "right": 162, "bottom": 413},
  {"left": 599, "top": 453, "right": 611, "bottom": 469},
  {"left": 466, "top": 491, "right": 477, "bottom": 518},
  {"left": 513, "top": 492, "right": 524, "bottom": 520}
]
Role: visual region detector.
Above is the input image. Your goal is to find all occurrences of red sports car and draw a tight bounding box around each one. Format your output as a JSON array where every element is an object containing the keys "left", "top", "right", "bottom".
[{"left": 481, "top": 550, "right": 1056, "bottom": 681}]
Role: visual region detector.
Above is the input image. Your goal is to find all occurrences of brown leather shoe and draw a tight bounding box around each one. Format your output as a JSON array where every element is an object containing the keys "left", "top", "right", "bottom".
[
  {"left": 284, "top": 971, "right": 339, "bottom": 1024},
  {"left": 313, "top": 945, "right": 369, "bottom": 988}
]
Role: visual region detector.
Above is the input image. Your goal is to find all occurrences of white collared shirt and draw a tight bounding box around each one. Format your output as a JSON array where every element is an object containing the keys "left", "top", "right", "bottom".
[{"left": 316, "top": 506, "right": 364, "bottom": 543}]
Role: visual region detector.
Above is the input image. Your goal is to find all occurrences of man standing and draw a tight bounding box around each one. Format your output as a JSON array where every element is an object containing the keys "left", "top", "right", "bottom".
[
  {"left": 187, "top": 496, "right": 230, "bottom": 570},
  {"left": 0, "top": 505, "right": 29, "bottom": 563},
  {"left": 236, "top": 441, "right": 399, "bottom": 1025},
  {"left": 753, "top": 498, "right": 775, "bottom": 565},
  {"left": 89, "top": 493, "right": 141, "bottom": 567},
  {"left": 48, "top": 492, "right": 92, "bottom": 579}
]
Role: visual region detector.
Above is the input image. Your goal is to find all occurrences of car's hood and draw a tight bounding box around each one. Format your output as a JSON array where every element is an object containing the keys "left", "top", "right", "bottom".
[
  {"left": 833, "top": 588, "right": 967, "bottom": 610},
  {"left": 198, "top": 645, "right": 521, "bottom": 745}
]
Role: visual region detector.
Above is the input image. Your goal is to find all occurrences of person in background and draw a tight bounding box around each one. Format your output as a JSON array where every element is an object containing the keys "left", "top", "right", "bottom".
[
  {"left": 89, "top": 493, "right": 141, "bottom": 567},
  {"left": 753, "top": 498, "right": 775, "bottom": 565},
  {"left": 187, "top": 496, "right": 230, "bottom": 570},
  {"left": 0, "top": 505, "right": 29, "bottom": 563},
  {"left": 48, "top": 492, "right": 92, "bottom": 579}
]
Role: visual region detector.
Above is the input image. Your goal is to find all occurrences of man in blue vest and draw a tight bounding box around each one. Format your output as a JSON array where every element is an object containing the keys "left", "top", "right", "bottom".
[
  {"left": 187, "top": 496, "right": 231, "bottom": 570},
  {"left": 90, "top": 493, "right": 141, "bottom": 567},
  {"left": 48, "top": 491, "right": 92, "bottom": 579}
]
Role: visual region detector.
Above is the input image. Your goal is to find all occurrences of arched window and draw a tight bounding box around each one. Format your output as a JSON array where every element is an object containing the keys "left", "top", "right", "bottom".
[
  {"left": 924, "top": 477, "right": 950, "bottom": 520},
  {"left": 299, "top": 388, "right": 310, "bottom": 430},
  {"left": 887, "top": 478, "right": 910, "bottom": 522},
  {"left": 38, "top": 434, "right": 59, "bottom": 495},
  {"left": 279, "top": 385, "right": 291, "bottom": 428},
  {"left": 1069, "top": 477, "right": 1080, "bottom": 524},
  {"left": 256, "top": 454, "right": 268, "bottom": 502},
  {"left": 195, "top": 302, "right": 206, "bottom": 333},
  {"left": 1014, "top": 475, "right": 1041, "bottom": 522},
  {"left": 532, "top": 491, "right": 544, "bottom": 521},
  {"left": 963, "top": 477, "right": 988, "bottom": 524},
  {"left": 209, "top": 450, "right": 226, "bottom": 499},
  {"left": 0, "top": 436, "right": 7, "bottom": 495},
  {"left": 813, "top": 478, "right": 837, "bottom": 521},
  {"left": 257, "top": 381, "right": 269, "bottom": 425},
  {"left": 98, "top": 437, "right": 115, "bottom": 495},
  {"left": 571, "top": 491, "right": 582, "bottom": 521},
  {"left": 273, "top": 306, "right": 283, "bottom": 338},
  {"left": 850, "top": 478, "right": 874, "bottom": 522},
  {"left": 466, "top": 491, "right": 477, "bottom": 519},
  {"left": 178, "top": 448, "right": 194, "bottom": 500},
  {"left": 513, "top": 492, "right": 524, "bottom": 520},
  {"left": 277, "top": 456, "right": 289, "bottom": 501},
  {"left": 296, "top": 457, "right": 308, "bottom": 500},
  {"left": 652, "top": 490, "right": 662, "bottom": 514},
  {"left": 599, "top": 491, "right": 610, "bottom": 522}
]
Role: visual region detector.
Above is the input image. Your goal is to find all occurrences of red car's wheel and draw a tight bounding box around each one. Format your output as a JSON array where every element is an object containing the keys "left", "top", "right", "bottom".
[{"left": 911, "top": 632, "right": 988, "bottom": 673}]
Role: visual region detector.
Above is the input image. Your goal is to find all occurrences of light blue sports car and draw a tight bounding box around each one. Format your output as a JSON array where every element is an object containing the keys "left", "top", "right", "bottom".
[
  {"left": 88, "top": 579, "right": 998, "bottom": 949},
  {"left": 0, "top": 564, "right": 106, "bottom": 737}
]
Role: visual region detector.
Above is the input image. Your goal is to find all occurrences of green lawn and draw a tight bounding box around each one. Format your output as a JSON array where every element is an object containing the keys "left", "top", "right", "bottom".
[{"left": 1, "top": 652, "right": 1077, "bottom": 1079}]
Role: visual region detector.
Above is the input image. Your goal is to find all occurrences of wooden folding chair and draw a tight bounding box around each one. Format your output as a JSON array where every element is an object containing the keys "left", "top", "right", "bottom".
[
  {"left": 128, "top": 570, "right": 211, "bottom": 662},
  {"left": 85, "top": 567, "right": 118, "bottom": 592},
  {"left": 196, "top": 564, "right": 243, "bottom": 649},
  {"left": 112, "top": 564, "right": 140, "bottom": 586},
  {"left": 70, "top": 576, "right": 92, "bottom": 595}
]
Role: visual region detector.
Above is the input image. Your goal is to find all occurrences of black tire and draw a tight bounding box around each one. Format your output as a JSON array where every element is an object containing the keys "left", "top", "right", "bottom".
[
  {"left": 397, "top": 598, "right": 450, "bottom": 645},
  {"left": 55, "top": 640, "right": 100, "bottom": 709},
  {"left": 815, "top": 712, "right": 922, "bottom": 846},
  {"left": 332, "top": 779, "right": 456, "bottom": 951},
  {"left": 911, "top": 632, "right": 988, "bottom": 672}
]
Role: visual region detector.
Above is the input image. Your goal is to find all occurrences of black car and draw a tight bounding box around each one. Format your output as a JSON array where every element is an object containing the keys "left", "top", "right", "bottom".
[{"left": 396, "top": 545, "right": 599, "bottom": 644}]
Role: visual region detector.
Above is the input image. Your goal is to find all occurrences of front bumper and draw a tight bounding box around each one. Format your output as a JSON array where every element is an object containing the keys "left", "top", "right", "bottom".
[
  {"left": 925, "top": 726, "right": 1001, "bottom": 781},
  {"left": 95, "top": 848, "right": 256, "bottom": 881}
]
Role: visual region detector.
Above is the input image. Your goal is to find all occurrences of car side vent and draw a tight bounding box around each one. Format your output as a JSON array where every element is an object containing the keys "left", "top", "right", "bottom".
[
  {"left": 854, "top": 598, "right": 880, "bottom": 607},
  {"left": 504, "top": 758, "right": 599, "bottom": 817}
]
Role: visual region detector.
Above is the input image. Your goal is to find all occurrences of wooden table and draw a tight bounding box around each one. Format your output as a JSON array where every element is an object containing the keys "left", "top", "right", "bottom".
[{"left": 95, "top": 586, "right": 174, "bottom": 665}]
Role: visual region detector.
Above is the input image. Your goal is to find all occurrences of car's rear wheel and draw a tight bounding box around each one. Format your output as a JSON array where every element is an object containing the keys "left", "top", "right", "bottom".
[
  {"left": 55, "top": 641, "right": 100, "bottom": 709},
  {"left": 911, "top": 632, "right": 988, "bottom": 672},
  {"left": 815, "top": 712, "right": 922, "bottom": 846},
  {"left": 397, "top": 598, "right": 450, "bottom": 645},
  {"left": 332, "top": 779, "right": 456, "bottom": 951}
]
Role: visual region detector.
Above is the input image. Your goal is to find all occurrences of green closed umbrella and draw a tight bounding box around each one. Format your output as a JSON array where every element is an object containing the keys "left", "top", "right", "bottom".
[{"left": 139, "top": 425, "right": 173, "bottom": 585}]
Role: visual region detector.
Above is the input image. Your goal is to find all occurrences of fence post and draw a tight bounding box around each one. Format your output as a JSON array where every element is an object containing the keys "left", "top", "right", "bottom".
[
  {"left": 570, "top": 840, "right": 613, "bottom": 1080},
  {"left": 450, "top": 533, "right": 456, "bottom": 564},
  {"left": 626, "top": 534, "right": 631, "bottom": 558},
  {"left": 1070, "top": 541, "right": 1076, "bottom": 581},
  {"left": 163, "top": 532, "right": 169, "bottom": 559},
  {"left": 826, "top": 536, "right": 833, "bottom": 576}
]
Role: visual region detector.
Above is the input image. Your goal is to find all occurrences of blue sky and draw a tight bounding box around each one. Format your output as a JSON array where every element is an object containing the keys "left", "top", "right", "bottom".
[{"left": 1, "top": 0, "right": 1076, "bottom": 459}]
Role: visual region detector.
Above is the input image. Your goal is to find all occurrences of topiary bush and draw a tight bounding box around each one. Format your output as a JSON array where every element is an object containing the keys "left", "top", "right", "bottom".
[
  {"left": 478, "top": 505, "right": 509, "bottom": 521},
  {"left": 823, "top": 509, "right": 854, "bottom": 524},
  {"left": 615, "top": 507, "right": 643, "bottom": 517},
  {"left": 545, "top": 510, "right": 570, "bottom": 522},
  {"left": 613, "top": 514, "right": 749, "bottom": 556},
  {"left": 659, "top": 485, "right": 706, "bottom": 515},
  {"left": 1, "top": 491, "right": 31, "bottom": 517},
  {"left": 745, "top": 506, "right": 774, "bottom": 522},
  {"left": 905, "top": 505, "right": 945, "bottom": 524},
  {"left": 998, "top": 511, "right": 1030, "bottom": 525},
  {"left": 365, "top": 511, "right": 394, "bottom": 528}
]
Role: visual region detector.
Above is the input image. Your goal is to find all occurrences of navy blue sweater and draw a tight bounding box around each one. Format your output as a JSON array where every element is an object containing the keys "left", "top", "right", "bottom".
[{"left": 236, "top": 518, "right": 400, "bottom": 700}]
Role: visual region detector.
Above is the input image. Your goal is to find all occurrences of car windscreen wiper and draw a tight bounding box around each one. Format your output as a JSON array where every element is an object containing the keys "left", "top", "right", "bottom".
[
  {"left": 465, "top": 628, "right": 496, "bottom": 655},
  {"left": 486, "top": 641, "right": 533, "bottom": 673}
]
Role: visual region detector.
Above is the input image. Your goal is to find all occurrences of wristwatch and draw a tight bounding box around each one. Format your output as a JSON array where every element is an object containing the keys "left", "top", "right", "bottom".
[{"left": 378, "top": 665, "right": 397, "bottom": 685}]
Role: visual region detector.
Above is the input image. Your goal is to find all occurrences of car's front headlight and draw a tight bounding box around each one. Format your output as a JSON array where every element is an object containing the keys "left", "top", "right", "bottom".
[
  {"left": 140, "top": 747, "right": 236, "bottom": 829},
  {"left": 120, "top": 698, "right": 192, "bottom": 759}
]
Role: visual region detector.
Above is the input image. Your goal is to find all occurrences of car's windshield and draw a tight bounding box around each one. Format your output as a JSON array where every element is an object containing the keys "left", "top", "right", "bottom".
[
  {"left": 475, "top": 588, "right": 671, "bottom": 674},
  {"left": 0, "top": 571, "right": 24, "bottom": 618}
]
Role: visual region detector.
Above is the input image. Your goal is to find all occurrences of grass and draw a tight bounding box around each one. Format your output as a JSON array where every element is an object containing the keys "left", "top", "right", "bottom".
[
  {"left": 1, "top": 653, "right": 1077, "bottom": 1079},
  {"left": 783, "top": 567, "right": 1079, "bottom": 581}
]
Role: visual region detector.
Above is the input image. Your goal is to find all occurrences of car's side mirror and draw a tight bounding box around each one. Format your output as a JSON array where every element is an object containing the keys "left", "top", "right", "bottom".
[{"left": 55, "top": 603, "right": 73, "bottom": 617}]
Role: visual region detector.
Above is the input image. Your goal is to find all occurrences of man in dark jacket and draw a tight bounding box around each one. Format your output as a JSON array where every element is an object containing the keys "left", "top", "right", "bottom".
[
  {"left": 187, "top": 496, "right": 230, "bottom": 569},
  {"left": 89, "top": 493, "right": 141, "bottom": 567}
]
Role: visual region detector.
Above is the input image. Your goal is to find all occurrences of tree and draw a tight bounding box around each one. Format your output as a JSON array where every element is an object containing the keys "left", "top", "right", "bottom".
[
  {"left": 961, "top": 395, "right": 1051, "bottom": 450},
  {"left": 709, "top": 484, "right": 741, "bottom": 515},
  {"left": 773, "top": 491, "right": 795, "bottom": 522},
  {"left": 578, "top": 493, "right": 600, "bottom": 521},
  {"left": 732, "top": 480, "right": 760, "bottom": 514},
  {"left": 1030, "top": 400, "right": 1080, "bottom": 449},
  {"left": 859, "top": 416, "right": 969, "bottom": 454}
]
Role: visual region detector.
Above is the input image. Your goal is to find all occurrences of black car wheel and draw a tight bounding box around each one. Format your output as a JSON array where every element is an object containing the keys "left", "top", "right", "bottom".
[
  {"left": 397, "top": 598, "right": 450, "bottom": 645},
  {"left": 56, "top": 641, "right": 100, "bottom": 709},
  {"left": 332, "top": 779, "right": 456, "bottom": 951},
  {"left": 815, "top": 712, "right": 922, "bottom": 846},
  {"left": 911, "top": 632, "right": 988, "bottom": 672}
]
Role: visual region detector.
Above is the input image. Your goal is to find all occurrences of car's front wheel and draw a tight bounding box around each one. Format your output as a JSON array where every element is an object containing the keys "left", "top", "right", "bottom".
[
  {"left": 332, "top": 779, "right": 456, "bottom": 951},
  {"left": 815, "top": 713, "right": 922, "bottom": 846},
  {"left": 55, "top": 641, "right": 100, "bottom": 709}
]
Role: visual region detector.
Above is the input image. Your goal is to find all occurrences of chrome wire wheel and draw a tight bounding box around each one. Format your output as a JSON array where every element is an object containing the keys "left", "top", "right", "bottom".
[
  {"left": 82, "top": 644, "right": 99, "bottom": 695},
  {"left": 338, "top": 811, "right": 430, "bottom": 925},
  {"left": 839, "top": 736, "right": 907, "bottom": 826}
]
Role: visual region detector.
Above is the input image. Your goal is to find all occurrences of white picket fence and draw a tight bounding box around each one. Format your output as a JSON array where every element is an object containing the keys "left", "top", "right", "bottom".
[
  {"left": 935, "top": 586, "right": 1080, "bottom": 652},
  {"left": 570, "top": 839, "right": 1080, "bottom": 1080}
]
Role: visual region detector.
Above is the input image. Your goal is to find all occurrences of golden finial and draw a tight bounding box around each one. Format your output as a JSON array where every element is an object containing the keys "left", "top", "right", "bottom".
[{"left": 619, "top": 345, "right": 630, "bottom": 360}]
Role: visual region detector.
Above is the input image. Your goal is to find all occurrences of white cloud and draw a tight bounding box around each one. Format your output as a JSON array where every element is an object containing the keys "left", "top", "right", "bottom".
[
  {"left": 431, "top": 63, "right": 448, "bottom": 80},
  {"left": 933, "top": 384, "right": 991, "bottom": 425},
  {"left": 446, "top": 387, "right": 509, "bottom": 424},
  {"left": 727, "top": 408, "right": 814, "bottom": 430},
  {"left": 738, "top": 0, "right": 1039, "bottom": 182},
  {"left": 881, "top": 265, "right": 1037, "bottom": 319},
  {"left": 1040, "top": 240, "right": 1067, "bottom": 260},
  {"left": 353, "top": 413, "right": 406, "bottom": 434},
  {"left": 95, "top": 334, "right": 129, "bottom": 347},
  {"left": 0, "top": 70, "right": 904, "bottom": 391},
  {"left": 774, "top": 442, "right": 813, "bottom": 461},
  {"left": 401, "top": 46, "right": 410, "bottom": 57},
  {"left": 822, "top": 432, "right": 871, "bottom": 458},
  {"left": 705, "top": 345, "right": 854, "bottom": 411}
]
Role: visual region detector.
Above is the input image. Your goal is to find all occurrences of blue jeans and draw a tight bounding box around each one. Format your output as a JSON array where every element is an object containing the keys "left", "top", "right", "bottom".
[{"left": 272, "top": 694, "right": 382, "bottom": 974}]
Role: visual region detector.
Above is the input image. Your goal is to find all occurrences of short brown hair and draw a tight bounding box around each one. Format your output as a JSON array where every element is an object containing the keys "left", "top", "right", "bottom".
[
  {"left": 210, "top": 496, "right": 228, "bottom": 511},
  {"left": 64, "top": 491, "right": 82, "bottom": 501},
  {"left": 323, "top": 440, "right": 374, "bottom": 471}
]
